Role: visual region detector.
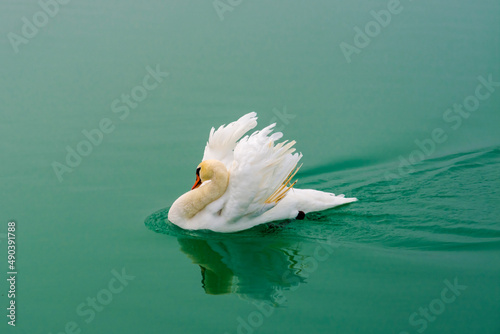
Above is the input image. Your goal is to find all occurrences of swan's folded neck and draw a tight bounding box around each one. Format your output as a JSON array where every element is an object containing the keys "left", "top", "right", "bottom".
[{"left": 170, "top": 164, "right": 229, "bottom": 221}]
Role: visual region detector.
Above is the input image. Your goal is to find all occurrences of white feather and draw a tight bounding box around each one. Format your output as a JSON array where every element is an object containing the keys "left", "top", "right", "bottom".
[
  {"left": 202, "top": 112, "right": 258, "bottom": 167},
  {"left": 168, "top": 112, "right": 357, "bottom": 232}
]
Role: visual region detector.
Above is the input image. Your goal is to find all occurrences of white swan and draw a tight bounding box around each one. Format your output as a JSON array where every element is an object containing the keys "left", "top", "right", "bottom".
[{"left": 168, "top": 112, "right": 357, "bottom": 232}]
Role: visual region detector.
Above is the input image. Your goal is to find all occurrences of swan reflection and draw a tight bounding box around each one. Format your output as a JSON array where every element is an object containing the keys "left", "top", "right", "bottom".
[
  {"left": 144, "top": 208, "right": 338, "bottom": 303},
  {"left": 177, "top": 234, "right": 308, "bottom": 303}
]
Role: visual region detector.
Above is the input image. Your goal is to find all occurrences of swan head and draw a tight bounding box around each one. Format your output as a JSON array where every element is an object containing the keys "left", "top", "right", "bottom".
[{"left": 191, "top": 159, "right": 228, "bottom": 190}]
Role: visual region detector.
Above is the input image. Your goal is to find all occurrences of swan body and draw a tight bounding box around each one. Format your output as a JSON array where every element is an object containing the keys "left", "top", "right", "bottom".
[{"left": 168, "top": 112, "right": 357, "bottom": 232}]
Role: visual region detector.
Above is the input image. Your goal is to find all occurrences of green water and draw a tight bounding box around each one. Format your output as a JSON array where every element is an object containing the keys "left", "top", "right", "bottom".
[{"left": 1, "top": 1, "right": 499, "bottom": 333}]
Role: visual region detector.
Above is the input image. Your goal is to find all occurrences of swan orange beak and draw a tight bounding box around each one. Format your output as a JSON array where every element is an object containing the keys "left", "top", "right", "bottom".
[{"left": 191, "top": 175, "right": 202, "bottom": 190}]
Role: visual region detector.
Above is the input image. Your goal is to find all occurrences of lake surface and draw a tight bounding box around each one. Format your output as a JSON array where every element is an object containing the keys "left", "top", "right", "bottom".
[{"left": 1, "top": 1, "right": 499, "bottom": 333}]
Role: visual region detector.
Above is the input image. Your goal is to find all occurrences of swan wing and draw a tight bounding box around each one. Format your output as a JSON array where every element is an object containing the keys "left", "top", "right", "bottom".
[
  {"left": 202, "top": 112, "right": 258, "bottom": 167},
  {"left": 222, "top": 123, "right": 302, "bottom": 222}
]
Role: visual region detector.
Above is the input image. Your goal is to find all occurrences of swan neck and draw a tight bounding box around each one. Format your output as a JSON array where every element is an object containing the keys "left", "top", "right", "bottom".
[{"left": 177, "top": 167, "right": 229, "bottom": 219}]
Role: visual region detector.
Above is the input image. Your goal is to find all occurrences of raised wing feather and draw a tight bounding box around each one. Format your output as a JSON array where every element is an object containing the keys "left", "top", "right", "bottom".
[
  {"left": 222, "top": 123, "right": 302, "bottom": 222},
  {"left": 202, "top": 112, "right": 258, "bottom": 167}
]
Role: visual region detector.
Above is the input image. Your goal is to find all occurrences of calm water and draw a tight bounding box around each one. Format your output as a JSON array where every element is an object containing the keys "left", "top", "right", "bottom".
[{"left": 1, "top": 1, "right": 499, "bottom": 333}]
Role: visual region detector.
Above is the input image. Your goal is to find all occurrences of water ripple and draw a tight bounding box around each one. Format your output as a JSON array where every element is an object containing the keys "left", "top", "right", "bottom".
[{"left": 146, "top": 146, "right": 500, "bottom": 251}]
